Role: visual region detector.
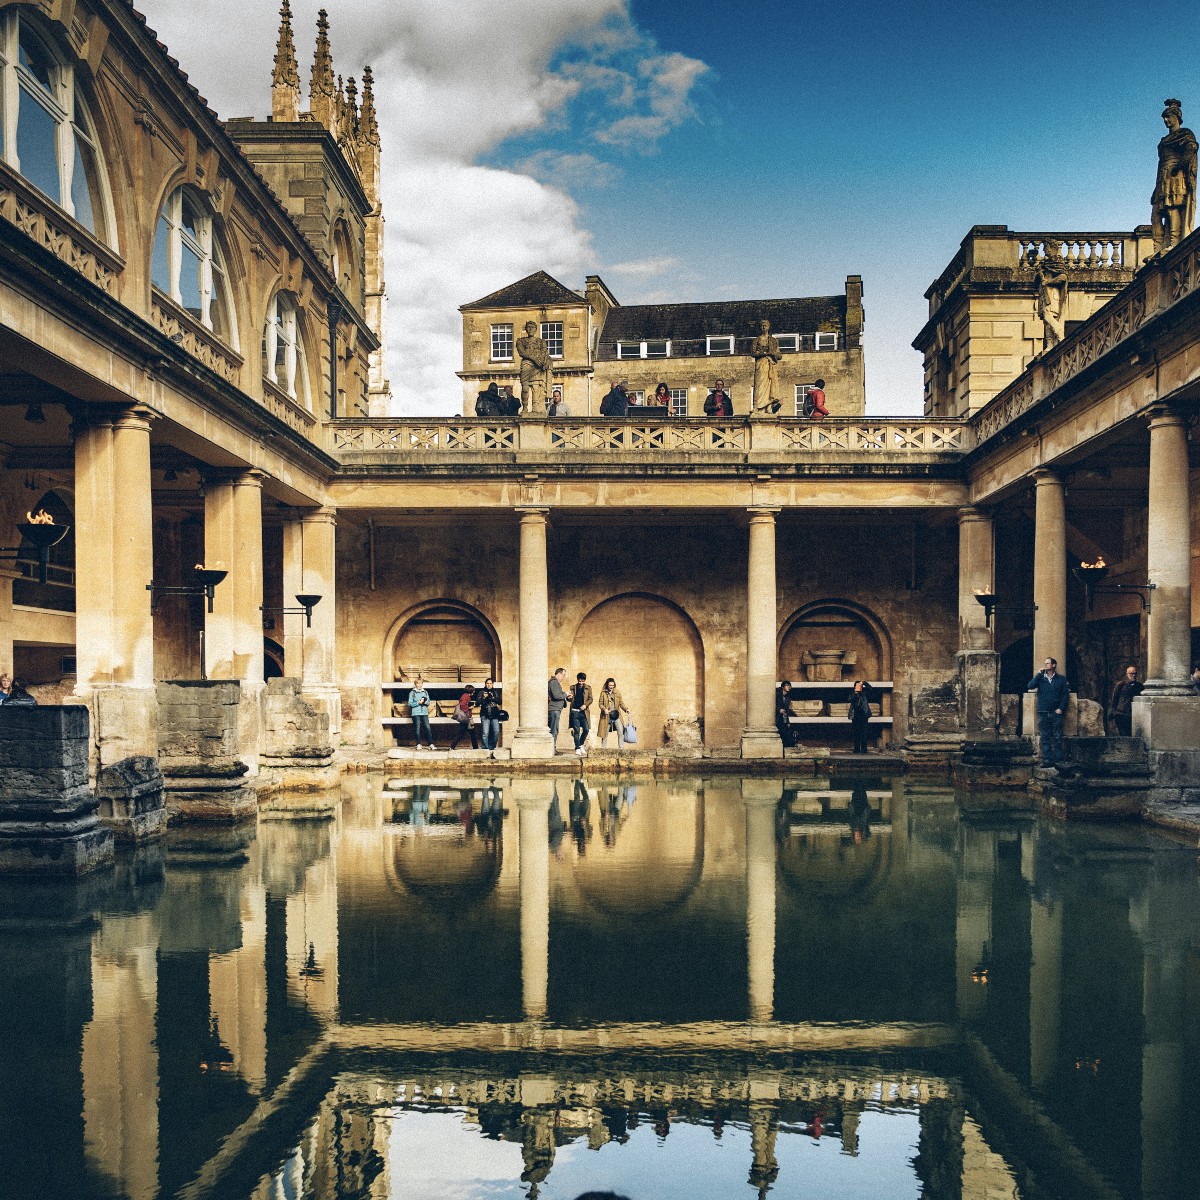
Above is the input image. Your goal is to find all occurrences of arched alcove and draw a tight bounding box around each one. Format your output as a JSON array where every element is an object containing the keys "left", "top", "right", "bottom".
[
  {"left": 569, "top": 593, "right": 704, "bottom": 747},
  {"left": 383, "top": 600, "right": 502, "bottom": 684},
  {"left": 778, "top": 600, "right": 893, "bottom": 683}
]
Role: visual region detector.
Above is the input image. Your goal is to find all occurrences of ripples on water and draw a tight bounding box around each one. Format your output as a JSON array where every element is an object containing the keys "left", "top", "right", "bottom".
[{"left": 3, "top": 773, "right": 1198, "bottom": 1199}]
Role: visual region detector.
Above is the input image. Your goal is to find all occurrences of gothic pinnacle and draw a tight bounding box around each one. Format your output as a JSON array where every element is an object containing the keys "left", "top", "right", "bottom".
[
  {"left": 271, "top": 0, "right": 301, "bottom": 121},
  {"left": 309, "top": 8, "right": 336, "bottom": 130},
  {"left": 360, "top": 65, "right": 379, "bottom": 146}
]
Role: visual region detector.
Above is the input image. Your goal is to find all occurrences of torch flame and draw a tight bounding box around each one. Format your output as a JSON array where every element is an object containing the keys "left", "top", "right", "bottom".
[
  {"left": 1081, "top": 556, "right": 1106, "bottom": 569},
  {"left": 26, "top": 510, "right": 53, "bottom": 525}
]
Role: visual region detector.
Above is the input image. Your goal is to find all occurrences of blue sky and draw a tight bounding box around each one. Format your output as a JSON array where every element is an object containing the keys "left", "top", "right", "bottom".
[{"left": 138, "top": 0, "right": 1200, "bottom": 415}]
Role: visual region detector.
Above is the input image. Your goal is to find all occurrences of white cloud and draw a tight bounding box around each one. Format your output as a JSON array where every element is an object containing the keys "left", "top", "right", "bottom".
[
  {"left": 607, "top": 255, "right": 681, "bottom": 277},
  {"left": 134, "top": 0, "right": 707, "bottom": 416}
]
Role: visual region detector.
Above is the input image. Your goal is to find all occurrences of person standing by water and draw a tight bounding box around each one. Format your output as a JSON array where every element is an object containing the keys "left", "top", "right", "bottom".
[
  {"left": 548, "top": 667, "right": 569, "bottom": 750},
  {"left": 0, "top": 672, "right": 10, "bottom": 703},
  {"left": 1028, "top": 657, "right": 1070, "bottom": 768},
  {"left": 776, "top": 680, "right": 795, "bottom": 747},
  {"left": 597, "top": 677, "right": 630, "bottom": 750},
  {"left": 449, "top": 684, "right": 479, "bottom": 750},
  {"left": 569, "top": 671, "right": 593, "bottom": 757},
  {"left": 409, "top": 675, "right": 433, "bottom": 750},
  {"left": 477, "top": 678, "right": 502, "bottom": 752},
  {"left": 1109, "top": 665, "right": 1143, "bottom": 737},
  {"left": 848, "top": 680, "right": 873, "bottom": 755}
]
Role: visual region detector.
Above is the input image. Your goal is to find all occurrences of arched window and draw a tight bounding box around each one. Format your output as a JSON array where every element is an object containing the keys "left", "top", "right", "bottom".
[
  {"left": 262, "top": 291, "right": 311, "bottom": 408},
  {"left": 331, "top": 220, "right": 355, "bottom": 297},
  {"left": 151, "top": 187, "right": 235, "bottom": 343},
  {"left": 0, "top": 11, "right": 110, "bottom": 240}
]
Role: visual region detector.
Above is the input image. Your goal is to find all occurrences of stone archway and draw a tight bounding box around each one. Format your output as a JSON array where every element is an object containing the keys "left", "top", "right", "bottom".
[
  {"left": 383, "top": 600, "right": 502, "bottom": 686},
  {"left": 778, "top": 600, "right": 893, "bottom": 684},
  {"left": 570, "top": 593, "right": 704, "bottom": 748}
]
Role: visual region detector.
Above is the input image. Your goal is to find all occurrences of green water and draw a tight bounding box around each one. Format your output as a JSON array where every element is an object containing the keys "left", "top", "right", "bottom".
[{"left": 3, "top": 773, "right": 1198, "bottom": 1200}]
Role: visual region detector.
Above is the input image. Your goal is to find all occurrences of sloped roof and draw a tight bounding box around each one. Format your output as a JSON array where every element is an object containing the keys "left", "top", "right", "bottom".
[
  {"left": 461, "top": 271, "right": 585, "bottom": 311},
  {"left": 598, "top": 296, "right": 845, "bottom": 348}
]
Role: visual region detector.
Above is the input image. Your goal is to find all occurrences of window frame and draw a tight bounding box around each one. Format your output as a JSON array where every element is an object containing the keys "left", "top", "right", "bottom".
[
  {"left": 668, "top": 388, "right": 687, "bottom": 417},
  {"left": 616, "top": 339, "right": 672, "bottom": 360},
  {"left": 706, "top": 335, "right": 734, "bottom": 356},
  {"left": 0, "top": 11, "right": 113, "bottom": 243},
  {"left": 816, "top": 332, "right": 839, "bottom": 351},
  {"left": 540, "top": 320, "right": 564, "bottom": 359},
  {"left": 794, "top": 384, "right": 811, "bottom": 417},
  {"left": 262, "top": 291, "right": 311, "bottom": 409},
  {"left": 490, "top": 323, "right": 514, "bottom": 362},
  {"left": 775, "top": 333, "right": 799, "bottom": 353}
]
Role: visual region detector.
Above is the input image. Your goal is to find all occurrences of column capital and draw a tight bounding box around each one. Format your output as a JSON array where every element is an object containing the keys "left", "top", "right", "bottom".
[
  {"left": 299, "top": 504, "right": 337, "bottom": 527},
  {"left": 1031, "top": 467, "right": 1061, "bottom": 486},
  {"left": 515, "top": 506, "right": 550, "bottom": 523},
  {"left": 957, "top": 505, "right": 993, "bottom": 524},
  {"left": 112, "top": 403, "right": 160, "bottom": 433},
  {"left": 234, "top": 469, "right": 269, "bottom": 490},
  {"left": 746, "top": 506, "right": 780, "bottom": 521},
  {"left": 1145, "top": 403, "right": 1188, "bottom": 431}
]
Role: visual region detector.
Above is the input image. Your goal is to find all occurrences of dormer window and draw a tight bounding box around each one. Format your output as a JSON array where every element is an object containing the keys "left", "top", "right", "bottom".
[
  {"left": 775, "top": 334, "right": 799, "bottom": 352},
  {"left": 706, "top": 335, "right": 734, "bottom": 356},
  {"left": 0, "top": 11, "right": 112, "bottom": 242},
  {"left": 617, "top": 339, "right": 671, "bottom": 359},
  {"left": 816, "top": 332, "right": 839, "bottom": 350}
]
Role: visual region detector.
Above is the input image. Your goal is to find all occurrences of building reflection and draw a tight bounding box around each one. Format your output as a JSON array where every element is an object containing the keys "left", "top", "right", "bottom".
[{"left": 0, "top": 774, "right": 1196, "bottom": 1199}]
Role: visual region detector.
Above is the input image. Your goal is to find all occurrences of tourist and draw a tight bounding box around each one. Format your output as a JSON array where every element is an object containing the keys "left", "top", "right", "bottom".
[
  {"left": 653, "top": 382, "right": 672, "bottom": 412},
  {"left": 499, "top": 385, "right": 521, "bottom": 416},
  {"left": 1108, "top": 665, "right": 1143, "bottom": 737},
  {"left": 548, "top": 667, "right": 569, "bottom": 748},
  {"left": 408, "top": 675, "right": 433, "bottom": 749},
  {"left": 1028, "top": 657, "right": 1070, "bottom": 768},
  {"left": 449, "top": 684, "right": 478, "bottom": 750},
  {"left": 478, "top": 678, "right": 502, "bottom": 752},
  {"left": 0, "top": 672, "right": 10, "bottom": 703},
  {"left": 848, "top": 679, "right": 873, "bottom": 754},
  {"left": 776, "top": 680, "right": 794, "bottom": 747},
  {"left": 599, "top": 380, "right": 629, "bottom": 417},
  {"left": 475, "top": 381, "right": 502, "bottom": 416},
  {"left": 808, "top": 378, "right": 830, "bottom": 418},
  {"left": 1192, "top": 663, "right": 1200, "bottom": 692},
  {"left": 569, "top": 671, "right": 593, "bottom": 756},
  {"left": 548, "top": 385, "right": 569, "bottom": 417},
  {"left": 3, "top": 678, "right": 37, "bottom": 707},
  {"left": 704, "top": 378, "right": 733, "bottom": 417},
  {"left": 597, "top": 677, "right": 630, "bottom": 750}
]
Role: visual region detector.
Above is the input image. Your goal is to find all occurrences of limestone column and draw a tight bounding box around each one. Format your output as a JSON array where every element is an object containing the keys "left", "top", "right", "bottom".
[
  {"left": 1032, "top": 470, "right": 1066, "bottom": 668},
  {"left": 512, "top": 508, "right": 554, "bottom": 758},
  {"left": 744, "top": 780, "right": 780, "bottom": 1022},
  {"left": 1133, "top": 406, "right": 1199, "bottom": 748},
  {"left": 516, "top": 781, "right": 553, "bottom": 1021},
  {"left": 742, "top": 508, "right": 783, "bottom": 758},
  {"left": 204, "top": 471, "right": 265, "bottom": 769},
  {"left": 282, "top": 506, "right": 339, "bottom": 736},
  {"left": 74, "top": 405, "right": 158, "bottom": 764},
  {"left": 957, "top": 507, "right": 999, "bottom": 737}
]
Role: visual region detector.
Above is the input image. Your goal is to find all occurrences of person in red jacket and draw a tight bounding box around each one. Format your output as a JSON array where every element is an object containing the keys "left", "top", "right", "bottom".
[{"left": 807, "top": 378, "right": 829, "bottom": 418}]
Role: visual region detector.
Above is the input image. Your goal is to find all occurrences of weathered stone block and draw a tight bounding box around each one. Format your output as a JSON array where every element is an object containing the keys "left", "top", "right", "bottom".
[{"left": 96, "top": 756, "right": 167, "bottom": 843}]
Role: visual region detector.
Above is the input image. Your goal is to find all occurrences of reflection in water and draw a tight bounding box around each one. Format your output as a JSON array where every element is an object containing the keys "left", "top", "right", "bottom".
[{"left": 1, "top": 775, "right": 1199, "bottom": 1198}]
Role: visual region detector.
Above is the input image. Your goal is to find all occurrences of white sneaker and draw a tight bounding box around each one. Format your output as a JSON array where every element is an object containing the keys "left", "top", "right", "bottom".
[{"left": 575, "top": 747, "right": 584, "bottom": 756}]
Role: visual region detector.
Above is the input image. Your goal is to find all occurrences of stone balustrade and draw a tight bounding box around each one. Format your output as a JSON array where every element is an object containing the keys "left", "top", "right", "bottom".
[
  {"left": 329, "top": 416, "right": 972, "bottom": 463},
  {"left": 1016, "top": 232, "right": 1132, "bottom": 271}
]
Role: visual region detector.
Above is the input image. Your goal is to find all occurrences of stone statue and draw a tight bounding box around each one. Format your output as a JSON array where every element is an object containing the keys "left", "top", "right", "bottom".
[
  {"left": 750, "top": 319, "right": 782, "bottom": 413},
  {"left": 1152, "top": 98, "right": 1197, "bottom": 253},
  {"left": 515, "top": 320, "right": 551, "bottom": 414},
  {"left": 1034, "top": 244, "right": 1068, "bottom": 349}
]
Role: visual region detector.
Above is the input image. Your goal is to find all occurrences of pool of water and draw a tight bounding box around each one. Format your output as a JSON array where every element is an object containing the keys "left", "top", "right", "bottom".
[{"left": 4, "top": 773, "right": 1199, "bottom": 1199}]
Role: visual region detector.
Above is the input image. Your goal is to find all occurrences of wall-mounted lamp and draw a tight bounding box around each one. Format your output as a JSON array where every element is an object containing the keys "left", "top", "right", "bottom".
[
  {"left": 975, "top": 591, "right": 1037, "bottom": 630},
  {"left": 1072, "top": 559, "right": 1155, "bottom": 612},
  {"left": 261, "top": 593, "right": 322, "bottom": 628},
  {"left": 0, "top": 511, "right": 69, "bottom": 584},
  {"left": 147, "top": 564, "right": 228, "bottom": 614}
]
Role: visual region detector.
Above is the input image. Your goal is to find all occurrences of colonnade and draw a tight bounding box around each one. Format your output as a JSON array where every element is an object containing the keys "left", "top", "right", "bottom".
[{"left": 69, "top": 403, "right": 340, "bottom": 771}]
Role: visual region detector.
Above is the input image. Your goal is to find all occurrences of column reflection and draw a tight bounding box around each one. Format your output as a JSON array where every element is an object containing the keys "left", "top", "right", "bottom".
[{"left": 744, "top": 779, "right": 782, "bottom": 1023}]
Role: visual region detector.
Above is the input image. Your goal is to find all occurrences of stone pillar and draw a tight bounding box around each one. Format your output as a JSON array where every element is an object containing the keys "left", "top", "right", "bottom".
[
  {"left": 282, "top": 506, "right": 340, "bottom": 738},
  {"left": 204, "top": 471, "right": 265, "bottom": 770},
  {"left": 1032, "top": 470, "right": 1066, "bottom": 668},
  {"left": 742, "top": 508, "right": 783, "bottom": 759},
  {"left": 516, "top": 781, "right": 552, "bottom": 1021},
  {"left": 512, "top": 509, "right": 554, "bottom": 759},
  {"left": 957, "top": 507, "right": 999, "bottom": 737},
  {"left": 744, "top": 780, "right": 780, "bottom": 1022},
  {"left": 74, "top": 406, "right": 158, "bottom": 765},
  {"left": 1133, "top": 407, "right": 1200, "bottom": 749}
]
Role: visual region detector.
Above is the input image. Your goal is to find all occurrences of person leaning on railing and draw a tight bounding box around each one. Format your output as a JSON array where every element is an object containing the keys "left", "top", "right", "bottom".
[{"left": 704, "top": 378, "right": 733, "bottom": 417}]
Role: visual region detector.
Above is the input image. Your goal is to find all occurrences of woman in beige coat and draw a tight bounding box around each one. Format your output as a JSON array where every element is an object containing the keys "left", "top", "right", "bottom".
[{"left": 598, "top": 677, "right": 630, "bottom": 750}]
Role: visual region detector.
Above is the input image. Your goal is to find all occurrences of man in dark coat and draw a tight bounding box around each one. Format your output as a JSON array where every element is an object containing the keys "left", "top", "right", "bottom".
[
  {"left": 600, "top": 381, "right": 629, "bottom": 417},
  {"left": 704, "top": 378, "right": 733, "bottom": 416},
  {"left": 1028, "top": 656, "right": 1070, "bottom": 767},
  {"left": 1109, "top": 664, "right": 1143, "bottom": 737},
  {"left": 475, "top": 381, "right": 502, "bottom": 416}
]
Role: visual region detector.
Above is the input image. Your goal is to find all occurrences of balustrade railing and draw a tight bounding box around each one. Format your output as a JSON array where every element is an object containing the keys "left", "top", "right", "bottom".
[
  {"left": 330, "top": 417, "right": 972, "bottom": 459},
  {"left": 1015, "top": 233, "right": 1131, "bottom": 271}
]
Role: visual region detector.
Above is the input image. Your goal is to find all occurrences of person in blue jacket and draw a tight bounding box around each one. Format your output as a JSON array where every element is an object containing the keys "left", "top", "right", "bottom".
[{"left": 1028, "top": 656, "right": 1070, "bottom": 767}]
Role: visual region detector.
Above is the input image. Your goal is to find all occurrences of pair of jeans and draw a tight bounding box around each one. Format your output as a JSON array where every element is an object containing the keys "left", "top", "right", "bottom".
[
  {"left": 852, "top": 720, "right": 869, "bottom": 755},
  {"left": 481, "top": 717, "right": 500, "bottom": 750},
  {"left": 548, "top": 707, "right": 563, "bottom": 743},
  {"left": 1038, "top": 710, "right": 1064, "bottom": 765},
  {"left": 570, "top": 710, "right": 590, "bottom": 749},
  {"left": 449, "top": 721, "right": 478, "bottom": 749},
  {"left": 412, "top": 714, "right": 433, "bottom": 747}
]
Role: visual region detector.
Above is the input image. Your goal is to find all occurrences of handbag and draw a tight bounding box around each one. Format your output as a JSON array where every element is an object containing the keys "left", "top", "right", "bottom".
[
  {"left": 497, "top": 709, "right": 510, "bottom": 722},
  {"left": 623, "top": 722, "right": 637, "bottom": 745}
]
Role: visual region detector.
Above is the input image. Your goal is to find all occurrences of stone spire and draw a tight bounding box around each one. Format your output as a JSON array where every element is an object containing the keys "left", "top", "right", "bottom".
[
  {"left": 271, "top": 0, "right": 302, "bottom": 122},
  {"left": 359, "top": 66, "right": 379, "bottom": 146},
  {"left": 343, "top": 74, "right": 360, "bottom": 146},
  {"left": 309, "top": 8, "right": 337, "bottom": 131}
]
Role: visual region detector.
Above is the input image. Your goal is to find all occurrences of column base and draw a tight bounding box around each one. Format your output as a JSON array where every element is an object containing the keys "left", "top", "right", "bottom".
[
  {"left": 957, "top": 649, "right": 999, "bottom": 737},
  {"left": 1132, "top": 691, "right": 1200, "bottom": 751},
  {"left": 301, "top": 683, "right": 342, "bottom": 740},
  {"left": 95, "top": 756, "right": 168, "bottom": 843},
  {"left": 740, "top": 730, "right": 784, "bottom": 759},
  {"left": 510, "top": 729, "right": 556, "bottom": 759},
  {"left": 85, "top": 684, "right": 159, "bottom": 770}
]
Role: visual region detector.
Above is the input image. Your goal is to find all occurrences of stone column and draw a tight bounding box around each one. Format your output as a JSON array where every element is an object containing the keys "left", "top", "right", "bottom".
[
  {"left": 204, "top": 471, "right": 265, "bottom": 771},
  {"left": 74, "top": 406, "right": 158, "bottom": 764},
  {"left": 512, "top": 509, "right": 554, "bottom": 759},
  {"left": 282, "top": 506, "right": 340, "bottom": 737},
  {"left": 1032, "top": 470, "right": 1066, "bottom": 668},
  {"left": 1133, "top": 406, "right": 1199, "bottom": 749},
  {"left": 742, "top": 508, "right": 783, "bottom": 758},
  {"left": 744, "top": 780, "right": 780, "bottom": 1022},
  {"left": 516, "top": 781, "right": 553, "bottom": 1021},
  {"left": 957, "top": 507, "right": 999, "bottom": 737}
]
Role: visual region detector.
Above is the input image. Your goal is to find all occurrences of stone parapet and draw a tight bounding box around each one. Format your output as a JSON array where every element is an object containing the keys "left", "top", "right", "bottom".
[{"left": 0, "top": 706, "right": 114, "bottom": 875}]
